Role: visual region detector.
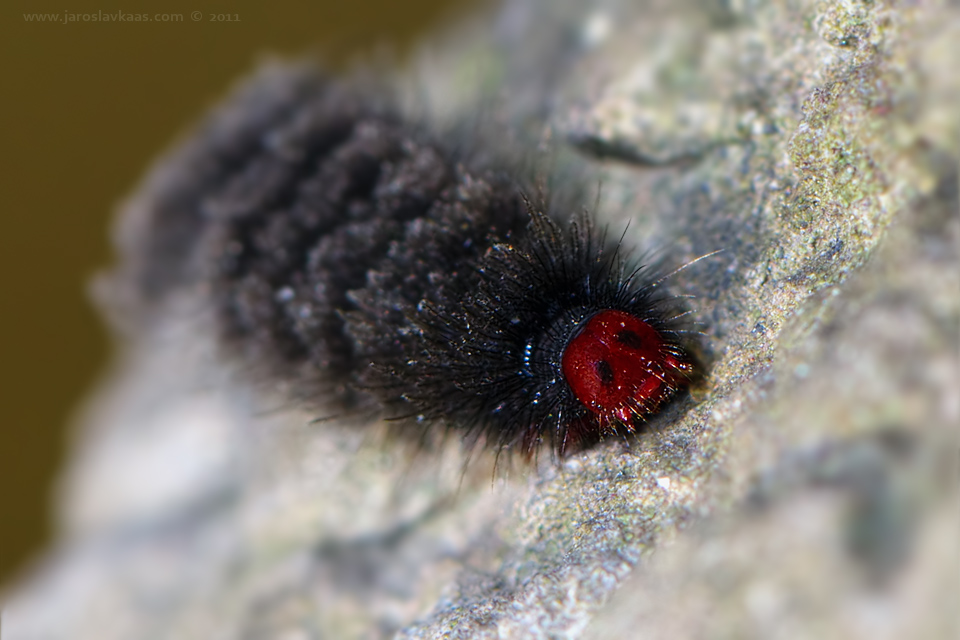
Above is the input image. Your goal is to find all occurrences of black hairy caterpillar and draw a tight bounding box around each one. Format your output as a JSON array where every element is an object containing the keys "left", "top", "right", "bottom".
[{"left": 123, "top": 65, "right": 697, "bottom": 457}]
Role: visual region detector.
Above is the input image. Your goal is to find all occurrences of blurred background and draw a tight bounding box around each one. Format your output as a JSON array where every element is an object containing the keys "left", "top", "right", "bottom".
[{"left": 0, "top": 0, "right": 480, "bottom": 588}]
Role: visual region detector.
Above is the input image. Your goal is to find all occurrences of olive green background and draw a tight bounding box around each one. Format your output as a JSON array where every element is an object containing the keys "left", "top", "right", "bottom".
[{"left": 1, "top": 0, "right": 477, "bottom": 588}]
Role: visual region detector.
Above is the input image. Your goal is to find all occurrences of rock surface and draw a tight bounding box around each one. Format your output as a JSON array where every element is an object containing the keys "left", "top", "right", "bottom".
[{"left": 5, "top": 1, "right": 957, "bottom": 638}]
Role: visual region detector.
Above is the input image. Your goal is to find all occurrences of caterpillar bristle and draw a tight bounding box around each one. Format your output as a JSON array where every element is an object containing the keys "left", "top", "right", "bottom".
[{"left": 124, "top": 66, "right": 702, "bottom": 460}]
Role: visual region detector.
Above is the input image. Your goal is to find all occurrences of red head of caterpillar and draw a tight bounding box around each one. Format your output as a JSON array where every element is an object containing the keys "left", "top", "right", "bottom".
[{"left": 562, "top": 309, "right": 694, "bottom": 428}]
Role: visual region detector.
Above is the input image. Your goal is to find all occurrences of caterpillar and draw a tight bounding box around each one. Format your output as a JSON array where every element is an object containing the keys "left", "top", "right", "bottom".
[{"left": 120, "top": 65, "right": 697, "bottom": 457}]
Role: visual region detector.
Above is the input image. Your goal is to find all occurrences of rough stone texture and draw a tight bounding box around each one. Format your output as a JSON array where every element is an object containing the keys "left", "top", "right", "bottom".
[{"left": 4, "top": 1, "right": 957, "bottom": 639}]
